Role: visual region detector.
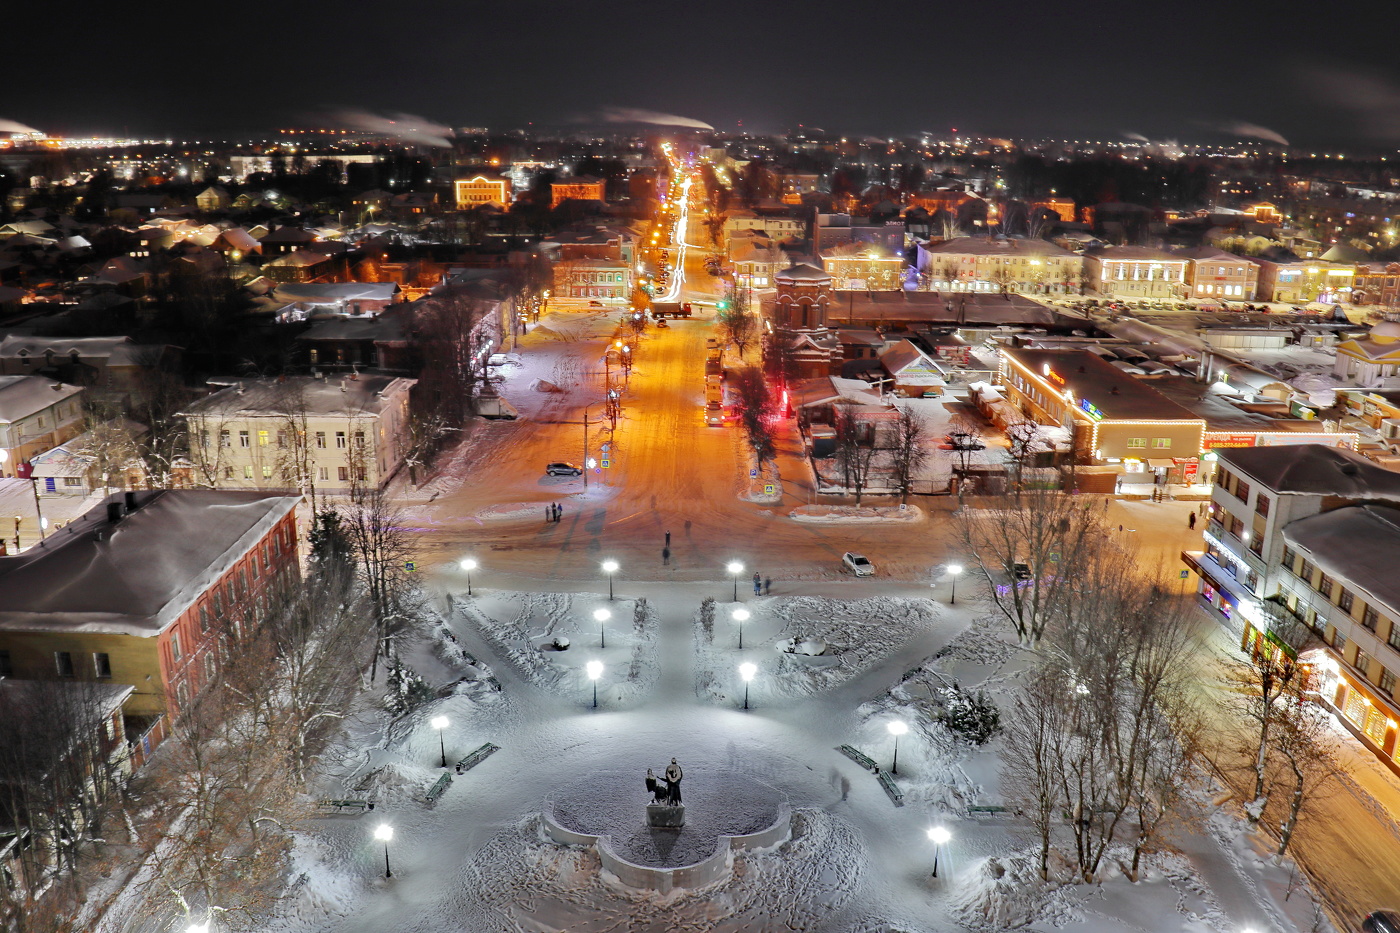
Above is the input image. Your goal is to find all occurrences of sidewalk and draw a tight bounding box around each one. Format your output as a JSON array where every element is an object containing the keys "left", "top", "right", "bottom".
[{"left": 0, "top": 479, "right": 106, "bottom": 553}]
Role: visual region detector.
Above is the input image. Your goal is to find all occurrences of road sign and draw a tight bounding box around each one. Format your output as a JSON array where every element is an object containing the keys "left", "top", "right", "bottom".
[
  {"left": 602, "top": 443, "right": 611, "bottom": 452},
  {"left": 750, "top": 469, "right": 757, "bottom": 478},
  {"left": 1180, "top": 569, "right": 1190, "bottom": 579},
  {"left": 764, "top": 484, "right": 775, "bottom": 495},
  {"left": 602, "top": 459, "right": 612, "bottom": 469},
  {"left": 405, "top": 561, "right": 417, "bottom": 572},
  {"left": 1048, "top": 551, "right": 1061, "bottom": 562}
]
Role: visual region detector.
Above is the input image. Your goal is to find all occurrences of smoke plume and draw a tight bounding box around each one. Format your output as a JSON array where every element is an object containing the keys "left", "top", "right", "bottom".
[
  {"left": 1222, "top": 122, "right": 1290, "bottom": 146},
  {"left": 332, "top": 110, "right": 453, "bottom": 147},
  {"left": 1121, "top": 131, "right": 1150, "bottom": 143},
  {"left": 0, "top": 118, "right": 42, "bottom": 135},
  {"left": 596, "top": 107, "right": 714, "bottom": 130},
  {"left": 1304, "top": 67, "right": 1400, "bottom": 142}
]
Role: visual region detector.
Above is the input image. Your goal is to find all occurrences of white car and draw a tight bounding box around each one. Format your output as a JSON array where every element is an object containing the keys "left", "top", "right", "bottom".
[{"left": 842, "top": 552, "right": 874, "bottom": 576}]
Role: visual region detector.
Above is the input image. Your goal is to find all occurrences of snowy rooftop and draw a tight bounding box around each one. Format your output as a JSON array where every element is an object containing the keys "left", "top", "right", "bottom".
[
  {"left": 1220, "top": 443, "right": 1400, "bottom": 499},
  {"left": 1284, "top": 505, "right": 1400, "bottom": 617},
  {"left": 1002, "top": 348, "right": 1201, "bottom": 422},
  {"left": 182, "top": 374, "right": 415, "bottom": 419},
  {"left": 0, "top": 375, "right": 84, "bottom": 422},
  {"left": 0, "top": 490, "right": 300, "bottom": 637}
]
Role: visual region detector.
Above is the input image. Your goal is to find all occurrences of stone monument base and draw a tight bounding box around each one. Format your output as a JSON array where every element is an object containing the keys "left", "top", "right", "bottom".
[{"left": 646, "top": 804, "right": 685, "bottom": 828}]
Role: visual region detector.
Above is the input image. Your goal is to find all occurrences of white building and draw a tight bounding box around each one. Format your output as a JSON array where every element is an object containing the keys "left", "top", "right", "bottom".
[
  {"left": 0, "top": 376, "right": 85, "bottom": 478},
  {"left": 180, "top": 375, "right": 415, "bottom": 495}
]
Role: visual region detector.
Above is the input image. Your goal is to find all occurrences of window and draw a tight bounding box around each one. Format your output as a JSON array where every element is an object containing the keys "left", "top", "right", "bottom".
[
  {"left": 224, "top": 466, "right": 235, "bottom": 479},
  {"left": 1339, "top": 588, "right": 1355, "bottom": 614},
  {"left": 257, "top": 430, "right": 270, "bottom": 447},
  {"left": 1364, "top": 605, "right": 1380, "bottom": 632},
  {"left": 1334, "top": 630, "right": 1347, "bottom": 654},
  {"left": 1382, "top": 669, "right": 1397, "bottom": 696},
  {"left": 354, "top": 431, "right": 365, "bottom": 448},
  {"left": 277, "top": 431, "right": 287, "bottom": 448},
  {"left": 199, "top": 604, "right": 210, "bottom": 632},
  {"left": 1356, "top": 648, "right": 1371, "bottom": 676},
  {"left": 0, "top": 650, "right": 10, "bottom": 676},
  {"left": 63, "top": 477, "right": 83, "bottom": 487},
  {"left": 244, "top": 465, "right": 254, "bottom": 479},
  {"left": 200, "top": 431, "right": 210, "bottom": 448},
  {"left": 1389, "top": 622, "right": 1400, "bottom": 652},
  {"left": 1228, "top": 516, "right": 1245, "bottom": 539},
  {"left": 1256, "top": 494, "right": 1271, "bottom": 518},
  {"left": 239, "top": 431, "right": 250, "bottom": 447},
  {"left": 1318, "top": 575, "right": 1334, "bottom": 599},
  {"left": 220, "top": 430, "right": 231, "bottom": 448},
  {"left": 335, "top": 431, "right": 347, "bottom": 449},
  {"left": 338, "top": 466, "right": 349, "bottom": 482},
  {"left": 1152, "top": 438, "right": 1172, "bottom": 449},
  {"left": 93, "top": 652, "right": 111, "bottom": 678},
  {"left": 1299, "top": 559, "right": 1315, "bottom": 584},
  {"left": 204, "top": 652, "right": 217, "bottom": 684},
  {"left": 318, "top": 467, "right": 329, "bottom": 481},
  {"left": 1281, "top": 546, "right": 1297, "bottom": 571},
  {"left": 1127, "top": 437, "right": 1147, "bottom": 448},
  {"left": 315, "top": 432, "right": 326, "bottom": 448},
  {"left": 170, "top": 632, "right": 182, "bottom": 662},
  {"left": 1235, "top": 480, "right": 1251, "bottom": 503},
  {"left": 261, "top": 464, "right": 273, "bottom": 479},
  {"left": 55, "top": 651, "right": 74, "bottom": 677}
]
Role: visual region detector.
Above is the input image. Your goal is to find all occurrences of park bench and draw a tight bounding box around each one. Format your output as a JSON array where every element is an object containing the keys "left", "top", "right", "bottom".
[
  {"left": 317, "top": 798, "right": 372, "bottom": 813},
  {"left": 424, "top": 773, "right": 453, "bottom": 805},
  {"left": 838, "top": 745, "right": 878, "bottom": 772},
  {"left": 966, "top": 805, "right": 1013, "bottom": 817},
  {"left": 455, "top": 742, "right": 500, "bottom": 773},
  {"left": 876, "top": 770, "right": 904, "bottom": 806}
]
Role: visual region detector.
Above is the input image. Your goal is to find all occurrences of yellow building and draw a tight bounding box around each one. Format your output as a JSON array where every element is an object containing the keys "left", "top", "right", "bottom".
[
  {"left": 454, "top": 174, "right": 512, "bottom": 209},
  {"left": 550, "top": 177, "right": 606, "bottom": 208},
  {"left": 819, "top": 242, "right": 905, "bottom": 290}
]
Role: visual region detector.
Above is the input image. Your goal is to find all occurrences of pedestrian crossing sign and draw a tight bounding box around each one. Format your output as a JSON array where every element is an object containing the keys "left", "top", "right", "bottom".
[
  {"left": 764, "top": 484, "right": 775, "bottom": 495},
  {"left": 602, "top": 459, "right": 611, "bottom": 469},
  {"left": 405, "top": 561, "right": 417, "bottom": 572},
  {"left": 1180, "top": 569, "right": 1190, "bottom": 578}
]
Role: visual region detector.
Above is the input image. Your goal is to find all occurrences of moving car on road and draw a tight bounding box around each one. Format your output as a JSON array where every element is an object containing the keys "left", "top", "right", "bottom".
[
  {"left": 545, "top": 462, "right": 583, "bottom": 476},
  {"left": 842, "top": 552, "right": 874, "bottom": 576}
]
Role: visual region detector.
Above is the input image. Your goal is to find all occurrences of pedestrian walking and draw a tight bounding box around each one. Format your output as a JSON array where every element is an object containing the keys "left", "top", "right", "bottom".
[
  {"left": 556, "top": 503, "right": 564, "bottom": 521},
  {"left": 662, "top": 547, "right": 670, "bottom": 566},
  {"left": 752, "top": 572, "right": 761, "bottom": 596},
  {"left": 665, "top": 530, "right": 671, "bottom": 547},
  {"left": 545, "top": 505, "right": 552, "bottom": 523},
  {"left": 1188, "top": 512, "right": 1196, "bottom": 530},
  {"left": 763, "top": 577, "right": 771, "bottom": 595}
]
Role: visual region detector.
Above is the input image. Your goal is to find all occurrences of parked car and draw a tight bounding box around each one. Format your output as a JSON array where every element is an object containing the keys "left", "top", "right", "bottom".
[
  {"left": 842, "top": 552, "right": 874, "bottom": 576},
  {"left": 1363, "top": 912, "right": 1400, "bottom": 933},
  {"left": 545, "top": 462, "right": 583, "bottom": 476}
]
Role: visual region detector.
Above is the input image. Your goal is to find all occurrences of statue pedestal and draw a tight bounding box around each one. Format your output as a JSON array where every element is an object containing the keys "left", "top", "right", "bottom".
[{"left": 646, "top": 804, "right": 685, "bottom": 828}]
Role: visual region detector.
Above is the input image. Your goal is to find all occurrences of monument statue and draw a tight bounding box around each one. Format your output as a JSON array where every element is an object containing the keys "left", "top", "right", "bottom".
[
  {"left": 644, "top": 758, "right": 685, "bottom": 828},
  {"left": 664, "top": 758, "right": 683, "bottom": 805}
]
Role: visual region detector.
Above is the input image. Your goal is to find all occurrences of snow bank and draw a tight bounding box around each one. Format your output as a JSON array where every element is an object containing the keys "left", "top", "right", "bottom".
[{"left": 789, "top": 504, "right": 927, "bottom": 524}]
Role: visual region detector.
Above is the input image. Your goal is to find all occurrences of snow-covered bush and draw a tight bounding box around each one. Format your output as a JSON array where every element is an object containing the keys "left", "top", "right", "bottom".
[
  {"left": 938, "top": 683, "right": 1002, "bottom": 745},
  {"left": 385, "top": 660, "right": 434, "bottom": 715},
  {"left": 699, "top": 597, "right": 716, "bottom": 641},
  {"left": 633, "top": 597, "right": 648, "bottom": 633}
]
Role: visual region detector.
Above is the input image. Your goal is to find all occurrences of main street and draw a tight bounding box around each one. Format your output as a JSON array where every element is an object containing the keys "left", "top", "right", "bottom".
[{"left": 408, "top": 158, "right": 958, "bottom": 591}]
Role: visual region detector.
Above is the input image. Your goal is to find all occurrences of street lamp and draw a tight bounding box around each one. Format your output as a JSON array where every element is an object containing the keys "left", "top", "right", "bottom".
[
  {"left": 587, "top": 660, "right": 603, "bottom": 708},
  {"left": 927, "top": 825, "right": 951, "bottom": 877},
  {"left": 187, "top": 920, "right": 210, "bottom": 933},
  {"left": 431, "top": 715, "right": 449, "bottom": 768},
  {"left": 732, "top": 607, "right": 750, "bottom": 649},
  {"left": 594, "top": 607, "right": 610, "bottom": 648},
  {"left": 460, "top": 558, "right": 477, "bottom": 596},
  {"left": 946, "top": 563, "right": 963, "bottom": 605},
  {"left": 601, "top": 559, "right": 619, "bottom": 600},
  {"left": 739, "top": 661, "right": 757, "bottom": 710},
  {"left": 727, "top": 561, "right": 744, "bottom": 601},
  {"left": 887, "top": 720, "right": 908, "bottom": 774},
  {"left": 374, "top": 824, "right": 394, "bottom": 878}
]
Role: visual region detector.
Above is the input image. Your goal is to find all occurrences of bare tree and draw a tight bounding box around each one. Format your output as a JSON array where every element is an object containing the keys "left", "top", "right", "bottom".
[
  {"left": 832, "top": 402, "right": 879, "bottom": 505},
  {"left": 1226, "top": 632, "right": 1309, "bottom": 809},
  {"left": 1006, "top": 419, "right": 1042, "bottom": 474},
  {"left": 945, "top": 412, "right": 986, "bottom": 474},
  {"left": 1269, "top": 677, "right": 1339, "bottom": 860},
  {"left": 340, "top": 483, "right": 414, "bottom": 681},
  {"left": 716, "top": 297, "right": 758, "bottom": 360},
  {"left": 888, "top": 407, "right": 930, "bottom": 504},
  {"left": 730, "top": 366, "right": 777, "bottom": 465},
  {"left": 1001, "top": 663, "right": 1069, "bottom": 881}
]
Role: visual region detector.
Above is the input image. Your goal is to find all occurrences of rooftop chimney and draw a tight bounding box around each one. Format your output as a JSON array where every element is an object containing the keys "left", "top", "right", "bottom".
[
  {"left": 106, "top": 502, "right": 125, "bottom": 523},
  {"left": 124, "top": 491, "right": 138, "bottom": 511}
]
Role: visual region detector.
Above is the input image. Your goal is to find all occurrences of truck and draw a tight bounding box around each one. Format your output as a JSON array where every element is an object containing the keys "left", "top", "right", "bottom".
[
  {"left": 473, "top": 390, "right": 518, "bottom": 420},
  {"left": 652, "top": 301, "right": 691, "bottom": 319}
]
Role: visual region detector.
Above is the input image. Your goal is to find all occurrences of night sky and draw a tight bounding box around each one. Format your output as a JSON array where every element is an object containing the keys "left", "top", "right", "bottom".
[{"left": 7, "top": 0, "right": 1397, "bottom": 147}]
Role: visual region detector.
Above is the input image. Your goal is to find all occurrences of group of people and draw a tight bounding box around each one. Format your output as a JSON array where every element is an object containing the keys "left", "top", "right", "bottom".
[
  {"left": 752, "top": 572, "right": 771, "bottom": 596},
  {"left": 545, "top": 502, "right": 565, "bottom": 523}
]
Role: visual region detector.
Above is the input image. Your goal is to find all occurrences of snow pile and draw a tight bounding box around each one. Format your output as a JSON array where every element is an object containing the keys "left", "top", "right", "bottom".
[
  {"left": 789, "top": 504, "right": 926, "bottom": 524},
  {"left": 473, "top": 502, "right": 551, "bottom": 522},
  {"left": 530, "top": 378, "right": 563, "bottom": 393}
]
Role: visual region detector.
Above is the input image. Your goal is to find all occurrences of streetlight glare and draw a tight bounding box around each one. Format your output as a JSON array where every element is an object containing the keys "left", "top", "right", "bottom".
[
  {"left": 947, "top": 563, "right": 963, "bottom": 575},
  {"left": 593, "top": 608, "right": 611, "bottom": 621},
  {"left": 187, "top": 923, "right": 210, "bottom": 933},
  {"left": 601, "top": 559, "right": 619, "bottom": 573},
  {"left": 460, "top": 558, "right": 478, "bottom": 572},
  {"left": 431, "top": 715, "right": 448, "bottom": 730},
  {"left": 887, "top": 720, "right": 909, "bottom": 736},
  {"left": 732, "top": 608, "right": 751, "bottom": 622},
  {"left": 374, "top": 824, "right": 393, "bottom": 842},
  {"left": 928, "top": 826, "right": 951, "bottom": 845},
  {"left": 586, "top": 660, "right": 604, "bottom": 680},
  {"left": 739, "top": 662, "right": 757, "bottom": 681},
  {"left": 727, "top": 561, "right": 744, "bottom": 574}
]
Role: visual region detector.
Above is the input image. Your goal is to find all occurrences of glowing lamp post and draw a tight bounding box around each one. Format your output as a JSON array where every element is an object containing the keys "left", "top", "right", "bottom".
[
  {"left": 594, "top": 607, "right": 611, "bottom": 648},
  {"left": 946, "top": 563, "right": 963, "bottom": 605},
  {"left": 587, "top": 660, "right": 603, "bottom": 708},
  {"left": 887, "top": 720, "right": 908, "bottom": 774},
  {"left": 739, "top": 661, "right": 757, "bottom": 710},
  {"left": 601, "top": 559, "right": 619, "bottom": 600},
  {"left": 727, "top": 561, "right": 744, "bottom": 601},
  {"left": 374, "top": 824, "right": 394, "bottom": 878},
  {"left": 431, "top": 715, "right": 449, "bottom": 768},
  {"left": 927, "top": 825, "right": 951, "bottom": 878},
  {"left": 460, "top": 558, "right": 477, "bottom": 596},
  {"left": 187, "top": 920, "right": 210, "bottom": 933},
  {"left": 732, "top": 607, "right": 750, "bottom": 649}
]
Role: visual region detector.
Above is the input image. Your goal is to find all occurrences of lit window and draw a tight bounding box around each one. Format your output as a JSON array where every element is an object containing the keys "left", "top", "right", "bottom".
[
  {"left": 1152, "top": 438, "right": 1171, "bottom": 449},
  {"left": 244, "top": 465, "right": 253, "bottom": 479},
  {"left": 257, "top": 430, "right": 270, "bottom": 447},
  {"left": 1127, "top": 438, "right": 1147, "bottom": 448}
]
